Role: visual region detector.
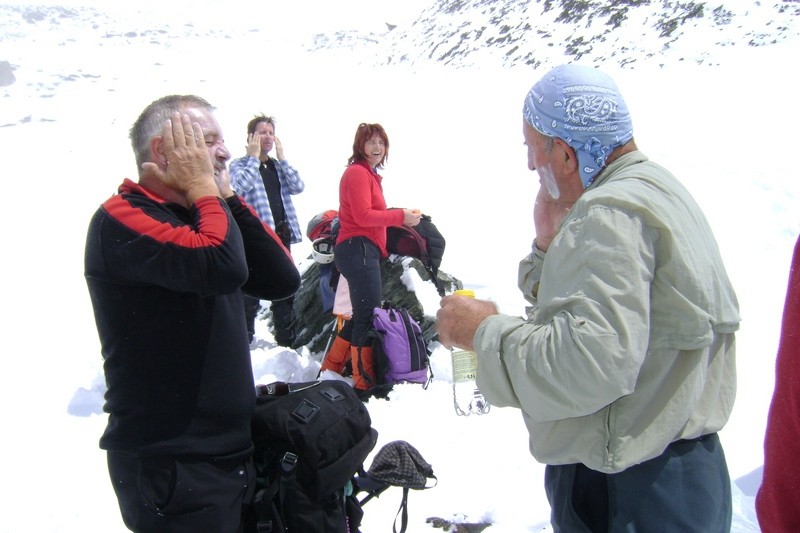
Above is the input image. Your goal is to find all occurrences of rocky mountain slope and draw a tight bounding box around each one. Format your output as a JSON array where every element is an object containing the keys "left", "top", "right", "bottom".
[
  {"left": 2, "top": 0, "right": 799, "bottom": 78},
  {"left": 0, "top": 0, "right": 797, "bottom": 128},
  {"left": 310, "top": 0, "right": 800, "bottom": 68}
]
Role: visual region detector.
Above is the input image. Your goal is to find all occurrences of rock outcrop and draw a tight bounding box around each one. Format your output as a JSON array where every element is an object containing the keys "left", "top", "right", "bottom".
[{"left": 0, "top": 61, "right": 15, "bottom": 87}]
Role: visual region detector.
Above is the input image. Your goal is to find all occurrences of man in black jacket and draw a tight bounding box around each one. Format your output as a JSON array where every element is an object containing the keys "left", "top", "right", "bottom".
[{"left": 84, "top": 95, "right": 301, "bottom": 532}]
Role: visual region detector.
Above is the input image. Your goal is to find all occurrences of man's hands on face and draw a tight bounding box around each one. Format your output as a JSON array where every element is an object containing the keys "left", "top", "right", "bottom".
[
  {"left": 214, "top": 168, "right": 235, "bottom": 199},
  {"left": 533, "top": 184, "right": 575, "bottom": 252},
  {"left": 274, "top": 136, "right": 285, "bottom": 161},
  {"left": 144, "top": 112, "right": 218, "bottom": 203},
  {"left": 246, "top": 132, "right": 261, "bottom": 158}
]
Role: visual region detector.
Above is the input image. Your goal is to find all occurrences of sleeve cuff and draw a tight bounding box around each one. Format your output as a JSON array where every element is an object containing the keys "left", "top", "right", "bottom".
[{"left": 474, "top": 315, "right": 523, "bottom": 408}]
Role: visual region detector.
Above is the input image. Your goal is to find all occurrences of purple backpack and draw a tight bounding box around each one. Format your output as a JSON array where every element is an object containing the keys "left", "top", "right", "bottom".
[{"left": 364, "top": 302, "right": 431, "bottom": 390}]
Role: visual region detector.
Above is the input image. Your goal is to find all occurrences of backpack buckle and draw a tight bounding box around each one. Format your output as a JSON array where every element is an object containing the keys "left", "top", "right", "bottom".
[
  {"left": 281, "top": 452, "right": 298, "bottom": 473},
  {"left": 320, "top": 386, "right": 345, "bottom": 403},
  {"left": 292, "top": 399, "right": 320, "bottom": 423}
]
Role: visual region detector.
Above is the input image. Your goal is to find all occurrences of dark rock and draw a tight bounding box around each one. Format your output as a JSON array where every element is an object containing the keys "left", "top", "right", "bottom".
[
  {"left": 265, "top": 255, "right": 462, "bottom": 356},
  {"left": 0, "top": 61, "right": 16, "bottom": 87},
  {"left": 427, "top": 516, "right": 493, "bottom": 532}
]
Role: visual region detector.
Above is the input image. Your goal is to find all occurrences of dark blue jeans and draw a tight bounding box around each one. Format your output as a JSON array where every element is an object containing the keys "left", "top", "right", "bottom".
[
  {"left": 334, "top": 237, "right": 382, "bottom": 347},
  {"left": 545, "top": 433, "right": 732, "bottom": 532}
]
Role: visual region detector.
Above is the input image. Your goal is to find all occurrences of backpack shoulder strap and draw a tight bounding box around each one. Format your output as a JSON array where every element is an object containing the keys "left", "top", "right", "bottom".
[
  {"left": 392, "top": 487, "right": 410, "bottom": 533},
  {"left": 396, "top": 307, "right": 430, "bottom": 385},
  {"left": 252, "top": 453, "right": 294, "bottom": 533}
]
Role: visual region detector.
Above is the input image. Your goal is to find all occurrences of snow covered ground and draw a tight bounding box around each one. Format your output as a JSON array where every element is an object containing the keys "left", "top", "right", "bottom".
[{"left": 1, "top": 1, "right": 797, "bottom": 530}]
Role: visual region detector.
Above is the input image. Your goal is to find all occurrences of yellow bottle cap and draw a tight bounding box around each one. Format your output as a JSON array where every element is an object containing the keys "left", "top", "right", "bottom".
[{"left": 454, "top": 289, "right": 475, "bottom": 298}]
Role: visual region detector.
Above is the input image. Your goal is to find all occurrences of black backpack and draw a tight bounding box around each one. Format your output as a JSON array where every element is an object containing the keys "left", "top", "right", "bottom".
[
  {"left": 245, "top": 380, "right": 378, "bottom": 533},
  {"left": 386, "top": 214, "right": 446, "bottom": 296}
]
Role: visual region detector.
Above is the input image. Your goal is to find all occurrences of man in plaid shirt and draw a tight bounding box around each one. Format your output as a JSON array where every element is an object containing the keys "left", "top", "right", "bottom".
[{"left": 229, "top": 114, "right": 305, "bottom": 347}]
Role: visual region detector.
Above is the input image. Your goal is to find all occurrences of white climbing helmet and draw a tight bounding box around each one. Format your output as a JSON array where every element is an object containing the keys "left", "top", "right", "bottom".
[{"left": 311, "top": 238, "right": 335, "bottom": 264}]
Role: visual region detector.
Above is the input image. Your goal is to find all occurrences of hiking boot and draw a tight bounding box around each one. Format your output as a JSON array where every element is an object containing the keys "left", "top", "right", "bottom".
[
  {"left": 320, "top": 335, "right": 351, "bottom": 374},
  {"left": 351, "top": 345, "right": 375, "bottom": 391}
]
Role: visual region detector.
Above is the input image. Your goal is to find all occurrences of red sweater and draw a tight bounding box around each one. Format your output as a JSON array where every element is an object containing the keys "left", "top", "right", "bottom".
[
  {"left": 336, "top": 161, "right": 404, "bottom": 257},
  {"left": 757, "top": 235, "right": 800, "bottom": 532}
]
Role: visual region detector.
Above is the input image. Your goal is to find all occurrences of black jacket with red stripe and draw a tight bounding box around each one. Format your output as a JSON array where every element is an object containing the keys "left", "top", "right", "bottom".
[{"left": 84, "top": 179, "right": 301, "bottom": 459}]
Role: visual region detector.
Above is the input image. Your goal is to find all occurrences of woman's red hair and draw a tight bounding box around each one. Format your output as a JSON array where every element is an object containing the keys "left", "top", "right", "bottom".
[{"left": 348, "top": 123, "right": 389, "bottom": 168}]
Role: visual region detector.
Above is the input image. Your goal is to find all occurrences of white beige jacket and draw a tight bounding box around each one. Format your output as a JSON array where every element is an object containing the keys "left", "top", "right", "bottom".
[{"left": 475, "top": 151, "right": 739, "bottom": 473}]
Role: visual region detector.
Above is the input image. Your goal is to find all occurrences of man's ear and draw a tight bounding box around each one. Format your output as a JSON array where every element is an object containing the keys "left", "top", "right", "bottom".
[
  {"left": 554, "top": 138, "right": 579, "bottom": 175},
  {"left": 150, "top": 136, "right": 167, "bottom": 167}
]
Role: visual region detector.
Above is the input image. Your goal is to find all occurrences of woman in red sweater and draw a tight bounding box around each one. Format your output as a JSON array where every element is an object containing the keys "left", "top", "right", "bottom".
[
  {"left": 321, "top": 123, "right": 420, "bottom": 391},
  {"left": 757, "top": 234, "right": 800, "bottom": 531}
]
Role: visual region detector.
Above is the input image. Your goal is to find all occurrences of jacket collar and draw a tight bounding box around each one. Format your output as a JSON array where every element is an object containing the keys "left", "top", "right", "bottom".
[
  {"left": 119, "top": 178, "right": 167, "bottom": 203},
  {"left": 353, "top": 160, "right": 382, "bottom": 183},
  {"left": 587, "top": 150, "right": 649, "bottom": 191}
]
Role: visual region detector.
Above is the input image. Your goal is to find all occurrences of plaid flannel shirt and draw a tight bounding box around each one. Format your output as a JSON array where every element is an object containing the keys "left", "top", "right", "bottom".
[{"left": 229, "top": 155, "right": 305, "bottom": 244}]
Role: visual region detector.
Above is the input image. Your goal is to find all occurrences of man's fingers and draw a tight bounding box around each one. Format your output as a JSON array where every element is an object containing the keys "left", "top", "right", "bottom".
[
  {"left": 435, "top": 305, "right": 453, "bottom": 349},
  {"left": 161, "top": 118, "right": 176, "bottom": 154},
  {"left": 190, "top": 120, "right": 204, "bottom": 147},
  {"left": 168, "top": 112, "right": 201, "bottom": 148},
  {"left": 159, "top": 113, "right": 210, "bottom": 178},
  {"left": 181, "top": 114, "right": 198, "bottom": 145},
  {"left": 169, "top": 112, "right": 187, "bottom": 147}
]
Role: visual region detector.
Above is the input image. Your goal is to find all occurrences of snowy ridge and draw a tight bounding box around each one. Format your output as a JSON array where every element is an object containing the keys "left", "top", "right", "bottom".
[
  {"left": 309, "top": 0, "right": 800, "bottom": 68},
  {"left": 2, "top": 1, "right": 799, "bottom": 78}
]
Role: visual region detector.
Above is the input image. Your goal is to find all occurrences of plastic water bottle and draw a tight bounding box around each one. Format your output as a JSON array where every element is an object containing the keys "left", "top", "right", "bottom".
[{"left": 451, "top": 289, "right": 490, "bottom": 416}]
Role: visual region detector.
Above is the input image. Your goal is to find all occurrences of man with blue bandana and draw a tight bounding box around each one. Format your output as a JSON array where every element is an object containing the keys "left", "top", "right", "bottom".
[{"left": 437, "top": 64, "right": 739, "bottom": 532}]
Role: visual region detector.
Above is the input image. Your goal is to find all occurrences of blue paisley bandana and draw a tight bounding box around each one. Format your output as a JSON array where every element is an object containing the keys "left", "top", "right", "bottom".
[{"left": 523, "top": 64, "right": 634, "bottom": 188}]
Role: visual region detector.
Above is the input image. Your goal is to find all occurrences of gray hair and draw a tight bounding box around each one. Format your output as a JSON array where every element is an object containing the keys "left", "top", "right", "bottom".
[
  {"left": 129, "top": 95, "right": 214, "bottom": 171},
  {"left": 542, "top": 133, "right": 555, "bottom": 153}
]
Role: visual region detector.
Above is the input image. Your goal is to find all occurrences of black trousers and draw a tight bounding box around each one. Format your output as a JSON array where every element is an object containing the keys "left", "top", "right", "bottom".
[
  {"left": 243, "top": 294, "right": 296, "bottom": 346},
  {"left": 243, "top": 236, "right": 296, "bottom": 347},
  {"left": 107, "top": 451, "right": 255, "bottom": 533},
  {"left": 545, "top": 433, "right": 732, "bottom": 533},
  {"left": 334, "top": 237, "right": 382, "bottom": 347},
  {"left": 243, "top": 294, "right": 261, "bottom": 343}
]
